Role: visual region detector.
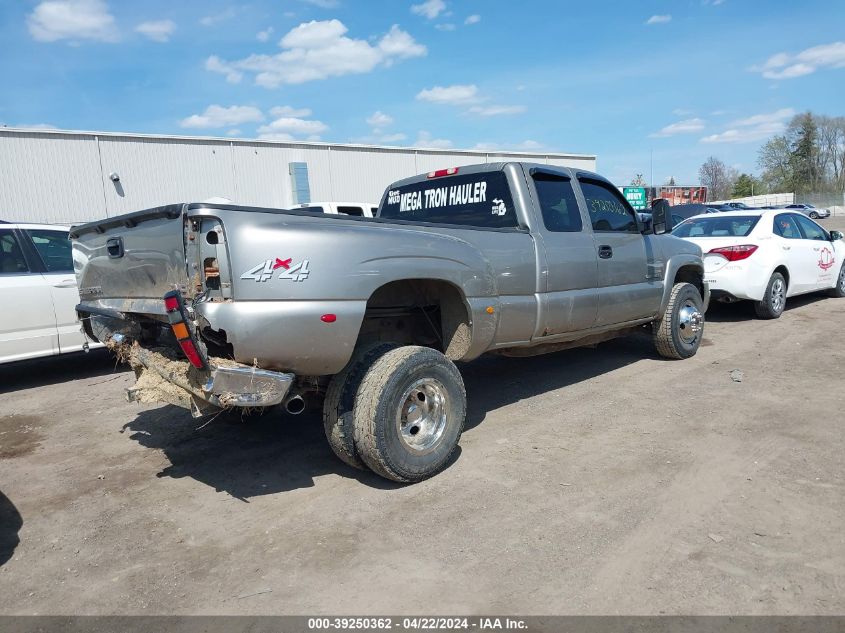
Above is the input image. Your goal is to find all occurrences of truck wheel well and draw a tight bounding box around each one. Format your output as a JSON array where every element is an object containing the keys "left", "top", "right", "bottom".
[
  {"left": 360, "top": 280, "right": 472, "bottom": 360},
  {"left": 675, "top": 265, "right": 704, "bottom": 298},
  {"left": 773, "top": 265, "right": 790, "bottom": 287}
]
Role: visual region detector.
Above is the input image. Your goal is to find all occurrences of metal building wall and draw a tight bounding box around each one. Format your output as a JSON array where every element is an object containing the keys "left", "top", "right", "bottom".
[{"left": 0, "top": 129, "right": 597, "bottom": 224}]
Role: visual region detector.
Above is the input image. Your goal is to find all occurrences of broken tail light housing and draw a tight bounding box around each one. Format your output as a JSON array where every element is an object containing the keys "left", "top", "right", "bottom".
[
  {"left": 707, "top": 244, "right": 759, "bottom": 262},
  {"left": 163, "top": 290, "right": 208, "bottom": 370}
]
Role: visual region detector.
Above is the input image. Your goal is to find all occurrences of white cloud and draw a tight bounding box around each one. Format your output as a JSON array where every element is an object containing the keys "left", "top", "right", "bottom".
[
  {"left": 646, "top": 14, "right": 672, "bottom": 25},
  {"left": 302, "top": 0, "right": 339, "bottom": 7},
  {"left": 467, "top": 105, "right": 526, "bottom": 116},
  {"left": 12, "top": 123, "right": 59, "bottom": 130},
  {"left": 354, "top": 132, "right": 407, "bottom": 144},
  {"left": 28, "top": 0, "right": 118, "bottom": 43},
  {"left": 135, "top": 20, "right": 175, "bottom": 42},
  {"left": 672, "top": 108, "right": 693, "bottom": 116},
  {"left": 700, "top": 107, "right": 795, "bottom": 143},
  {"left": 180, "top": 105, "right": 264, "bottom": 129},
  {"left": 258, "top": 116, "right": 328, "bottom": 139},
  {"left": 649, "top": 117, "right": 706, "bottom": 138},
  {"left": 411, "top": 0, "right": 446, "bottom": 19},
  {"left": 752, "top": 41, "right": 845, "bottom": 80},
  {"left": 256, "top": 27, "right": 274, "bottom": 42},
  {"left": 464, "top": 14, "right": 480, "bottom": 25},
  {"left": 271, "top": 105, "right": 312, "bottom": 118},
  {"left": 366, "top": 111, "right": 394, "bottom": 128},
  {"left": 200, "top": 8, "right": 237, "bottom": 27},
  {"left": 227, "top": 129, "right": 242, "bottom": 136},
  {"left": 207, "top": 20, "right": 426, "bottom": 88},
  {"left": 473, "top": 140, "right": 543, "bottom": 152},
  {"left": 435, "top": 23, "right": 456, "bottom": 31},
  {"left": 206, "top": 56, "right": 243, "bottom": 84},
  {"left": 415, "top": 130, "right": 452, "bottom": 149},
  {"left": 416, "top": 83, "right": 479, "bottom": 105}
]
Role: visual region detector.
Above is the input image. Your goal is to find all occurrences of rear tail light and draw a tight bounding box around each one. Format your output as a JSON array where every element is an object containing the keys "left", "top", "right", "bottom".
[
  {"left": 708, "top": 244, "right": 758, "bottom": 261},
  {"left": 163, "top": 290, "right": 208, "bottom": 370},
  {"left": 427, "top": 167, "right": 459, "bottom": 178}
]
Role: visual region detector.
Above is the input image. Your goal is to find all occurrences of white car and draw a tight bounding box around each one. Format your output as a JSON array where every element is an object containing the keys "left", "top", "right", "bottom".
[
  {"left": 294, "top": 201, "right": 377, "bottom": 218},
  {"left": 672, "top": 210, "right": 845, "bottom": 318},
  {"left": 0, "top": 222, "right": 99, "bottom": 363}
]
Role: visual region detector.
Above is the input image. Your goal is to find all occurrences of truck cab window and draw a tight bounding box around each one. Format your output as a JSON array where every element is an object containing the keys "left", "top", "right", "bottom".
[
  {"left": 337, "top": 206, "right": 364, "bottom": 217},
  {"left": 579, "top": 180, "right": 638, "bottom": 232},
  {"left": 532, "top": 173, "right": 582, "bottom": 233}
]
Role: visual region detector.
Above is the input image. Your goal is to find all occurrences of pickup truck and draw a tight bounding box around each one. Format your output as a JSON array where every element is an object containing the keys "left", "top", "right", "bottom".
[{"left": 72, "top": 162, "right": 709, "bottom": 482}]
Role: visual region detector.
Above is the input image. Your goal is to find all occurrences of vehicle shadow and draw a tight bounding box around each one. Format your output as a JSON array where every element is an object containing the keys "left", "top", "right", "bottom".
[
  {"left": 0, "top": 349, "right": 128, "bottom": 394},
  {"left": 461, "top": 335, "right": 649, "bottom": 431},
  {"left": 121, "top": 406, "right": 407, "bottom": 499},
  {"left": 0, "top": 490, "right": 22, "bottom": 567},
  {"left": 120, "top": 334, "right": 648, "bottom": 497},
  {"left": 705, "top": 292, "right": 832, "bottom": 323}
]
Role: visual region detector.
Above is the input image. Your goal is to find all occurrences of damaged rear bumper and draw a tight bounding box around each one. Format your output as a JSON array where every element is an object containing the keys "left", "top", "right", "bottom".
[{"left": 127, "top": 346, "right": 294, "bottom": 418}]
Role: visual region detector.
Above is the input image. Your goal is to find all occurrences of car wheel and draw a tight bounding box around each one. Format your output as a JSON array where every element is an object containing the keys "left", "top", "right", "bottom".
[
  {"left": 754, "top": 272, "right": 787, "bottom": 319},
  {"left": 322, "top": 341, "right": 398, "bottom": 470},
  {"left": 827, "top": 263, "right": 845, "bottom": 298},
  {"left": 353, "top": 346, "right": 466, "bottom": 483},
  {"left": 809, "top": 212, "right": 819, "bottom": 219},
  {"left": 653, "top": 282, "right": 705, "bottom": 360}
]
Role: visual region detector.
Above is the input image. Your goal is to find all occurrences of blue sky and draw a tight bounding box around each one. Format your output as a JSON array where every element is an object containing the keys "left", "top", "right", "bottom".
[{"left": 1, "top": 0, "right": 844, "bottom": 185}]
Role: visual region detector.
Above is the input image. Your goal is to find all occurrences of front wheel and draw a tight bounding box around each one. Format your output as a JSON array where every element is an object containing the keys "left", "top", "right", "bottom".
[
  {"left": 809, "top": 212, "right": 819, "bottom": 219},
  {"left": 353, "top": 346, "right": 466, "bottom": 483},
  {"left": 653, "top": 282, "right": 705, "bottom": 360},
  {"left": 754, "top": 272, "right": 787, "bottom": 319}
]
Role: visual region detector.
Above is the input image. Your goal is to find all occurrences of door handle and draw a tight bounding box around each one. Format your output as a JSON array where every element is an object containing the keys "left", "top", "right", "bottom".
[
  {"left": 598, "top": 245, "right": 613, "bottom": 259},
  {"left": 782, "top": 246, "right": 791, "bottom": 250}
]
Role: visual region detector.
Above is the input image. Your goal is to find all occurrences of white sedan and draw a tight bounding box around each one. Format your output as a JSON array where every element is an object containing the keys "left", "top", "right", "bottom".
[
  {"left": 672, "top": 210, "right": 845, "bottom": 318},
  {"left": 0, "top": 222, "right": 101, "bottom": 363}
]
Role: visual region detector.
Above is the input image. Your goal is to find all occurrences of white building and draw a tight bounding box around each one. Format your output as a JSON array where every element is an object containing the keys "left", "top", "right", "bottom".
[{"left": 0, "top": 128, "right": 597, "bottom": 225}]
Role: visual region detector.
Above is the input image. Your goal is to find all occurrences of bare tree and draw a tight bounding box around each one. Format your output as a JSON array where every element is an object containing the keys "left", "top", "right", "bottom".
[
  {"left": 631, "top": 173, "right": 647, "bottom": 187},
  {"left": 698, "top": 156, "right": 736, "bottom": 200}
]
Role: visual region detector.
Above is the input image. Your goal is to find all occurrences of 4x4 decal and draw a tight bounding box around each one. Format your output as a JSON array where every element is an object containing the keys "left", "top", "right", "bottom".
[{"left": 241, "top": 257, "right": 311, "bottom": 282}]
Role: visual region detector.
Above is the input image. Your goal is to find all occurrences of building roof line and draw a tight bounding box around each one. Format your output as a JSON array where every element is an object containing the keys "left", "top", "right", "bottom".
[{"left": 0, "top": 127, "right": 596, "bottom": 160}]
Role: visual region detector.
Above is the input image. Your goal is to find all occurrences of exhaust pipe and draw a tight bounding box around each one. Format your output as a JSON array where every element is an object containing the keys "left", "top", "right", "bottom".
[{"left": 284, "top": 394, "right": 306, "bottom": 415}]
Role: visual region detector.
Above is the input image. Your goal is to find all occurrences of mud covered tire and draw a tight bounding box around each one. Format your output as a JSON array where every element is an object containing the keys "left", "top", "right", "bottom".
[
  {"left": 353, "top": 346, "right": 466, "bottom": 483},
  {"left": 754, "top": 272, "right": 787, "bottom": 319},
  {"left": 653, "top": 282, "right": 705, "bottom": 360},
  {"left": 827, "top": 263, "right": 845, "bottom": 298},
  {"left": 322, "top": 342, "right": 399, "bottom": 470}
]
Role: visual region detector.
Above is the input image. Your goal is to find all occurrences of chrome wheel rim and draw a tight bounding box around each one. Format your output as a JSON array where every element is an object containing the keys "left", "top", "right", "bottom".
[
  {"left": 771, "top": 278, "right": 785, "bottom": 312},
  {"left": 677, "top": 300, "right": 703, "bottom": 344},
  {"left": 396, "top": 378, "right": 449, "bottom": 454},
  {"left": 839, "top": 268, "right": 845, "bottom": 293}
]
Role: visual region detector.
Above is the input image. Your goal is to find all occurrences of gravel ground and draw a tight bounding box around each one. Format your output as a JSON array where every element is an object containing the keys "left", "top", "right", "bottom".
[{"left": 1, "top": 218, "right": 843, "bottom": 615}]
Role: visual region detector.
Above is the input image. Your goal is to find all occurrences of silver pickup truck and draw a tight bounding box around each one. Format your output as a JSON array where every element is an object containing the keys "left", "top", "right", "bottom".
[{"left": 72, "top": 162, "right": 708, "bottom": 482}]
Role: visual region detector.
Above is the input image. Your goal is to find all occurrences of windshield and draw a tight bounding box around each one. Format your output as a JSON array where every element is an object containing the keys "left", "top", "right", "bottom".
[
  {"left": 672, "top": 215, "right": 760, "bottom": 238},
  {"left": 378, "top": 171, "right": 517, "bottom": 229}
]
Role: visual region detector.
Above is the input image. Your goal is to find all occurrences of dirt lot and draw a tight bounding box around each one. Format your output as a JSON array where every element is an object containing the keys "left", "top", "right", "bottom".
[{"left": 1, "top": 220, "right": 844, "bottom": 615}]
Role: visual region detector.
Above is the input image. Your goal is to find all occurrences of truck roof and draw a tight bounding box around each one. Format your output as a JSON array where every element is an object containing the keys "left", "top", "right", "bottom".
[{"left": 386, "top": 161, "right": 612, "bottom": 189}]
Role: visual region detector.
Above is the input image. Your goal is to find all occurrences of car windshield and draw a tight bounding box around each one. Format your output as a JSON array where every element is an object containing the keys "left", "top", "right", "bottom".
[{"left": 672, "top": 215, "right": 760, "bottom": 238}]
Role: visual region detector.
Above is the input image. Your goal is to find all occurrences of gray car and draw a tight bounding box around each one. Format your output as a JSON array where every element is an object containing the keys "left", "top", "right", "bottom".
[
  {"left": 72, "top": 162, "right": 708, "bottom": 482},
  {"left": 780, "top": 203, "right": 831, "bottom": 220}
]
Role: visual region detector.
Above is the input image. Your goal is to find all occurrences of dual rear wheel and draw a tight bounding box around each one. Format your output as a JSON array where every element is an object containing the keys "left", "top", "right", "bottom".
[{"left": 322, "top": 344, "right": 466, "bottom": 483}]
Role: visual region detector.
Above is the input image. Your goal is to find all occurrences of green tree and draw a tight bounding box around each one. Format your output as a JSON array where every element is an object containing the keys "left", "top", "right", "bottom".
[
  {"left": 758, "top": 135, "right": 793, "bottom": 192},
  {"left": 788, "top": 112, "right": 820, "bottom": 194},
  {"left": 731, "top": 173, "right": 761, "bottom": 198}
]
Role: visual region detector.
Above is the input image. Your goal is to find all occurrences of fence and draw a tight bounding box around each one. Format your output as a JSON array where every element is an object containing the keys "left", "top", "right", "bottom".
[{"left": 711, "top": 191, "right": 845, "bottom": 216}]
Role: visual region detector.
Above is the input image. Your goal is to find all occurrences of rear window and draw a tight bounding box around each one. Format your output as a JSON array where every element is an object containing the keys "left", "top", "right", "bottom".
[
  {"left": 672, "top": 215, "right": 760, "bottom": 238},
  {"left": 379, "top": 171, "right": 517, "bottom": 229},
  {"left": 337, "top": 206, "right": 364, "bottom": 217}
]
